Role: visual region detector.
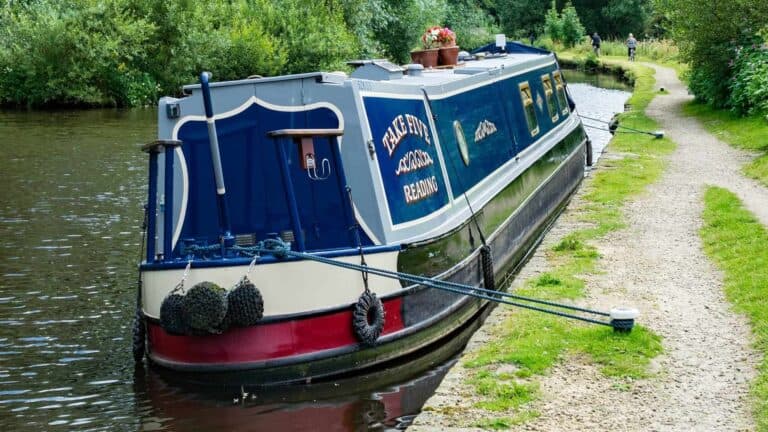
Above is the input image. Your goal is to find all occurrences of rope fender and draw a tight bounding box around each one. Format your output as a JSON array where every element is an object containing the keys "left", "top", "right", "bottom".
[{"left": 352, "top": 290, "right": 385, "bottom": 346}]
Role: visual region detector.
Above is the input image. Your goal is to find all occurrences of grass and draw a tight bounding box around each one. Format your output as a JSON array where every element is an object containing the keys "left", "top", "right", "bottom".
[
  {"left": 463, "top": 60, "right": 673, "bottom": 428},
  {"left": 700, "top": 187, "right": 768, "bottom": 431},
  {"left": 682, "top": 102, "right": 768, "bottom": 187}
]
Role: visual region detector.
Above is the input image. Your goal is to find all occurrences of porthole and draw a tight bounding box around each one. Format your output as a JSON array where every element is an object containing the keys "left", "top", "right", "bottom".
[{"left": 453, "top": 120, "right": 469, "bottom": 166}]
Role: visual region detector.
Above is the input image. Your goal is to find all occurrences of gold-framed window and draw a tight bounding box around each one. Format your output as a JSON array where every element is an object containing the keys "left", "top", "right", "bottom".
[
  {"left": 553, "top": 71, "right": 569, "bottom": 116},
  {"left": 519, "top": 82, "right": 539, "bottom": 137},
  {"left": 541, "top": 74, "right": 558, "bottom": 122}
]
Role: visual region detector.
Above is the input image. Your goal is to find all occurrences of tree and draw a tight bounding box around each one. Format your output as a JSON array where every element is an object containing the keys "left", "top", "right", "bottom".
[
  {"left": 544, "top": 0, "right": 563, "bottom": 43},
  {"left": 444, "top": 0, "right": 499, "bottom": 50},
  {"left": 657, "top": 0, "right": 768, "bottom": 108},
  {"left": 543, "top": 1, "right": 585, "bottom": 48},
  {"left": 371, "top": 0, "right": 448, "bottom": 64},
  {"left": 601, "top": 0, "right": 651, "bottom": 38},
  {"left": 560, "top": 2, "right": 586, "bottom": 47},
  {"left": 495, "top": 0, "right": 551, "bottom": 38}
]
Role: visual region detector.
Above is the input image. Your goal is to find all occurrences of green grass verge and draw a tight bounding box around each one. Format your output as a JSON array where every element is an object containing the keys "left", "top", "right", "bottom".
[
  {"left": 682, "top": 102, "right": 768, "bottom": 187},
  {"left": 700, "top": 187, "right": 768, "bottom": 431},
  {"left": 463, "top": 60, "right": 672, "bottom": 428}
]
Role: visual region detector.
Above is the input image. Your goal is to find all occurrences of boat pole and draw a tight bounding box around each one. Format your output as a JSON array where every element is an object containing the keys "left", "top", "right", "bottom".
[{"left": 199, "top": 72, "right": 234, "bottom": 250}]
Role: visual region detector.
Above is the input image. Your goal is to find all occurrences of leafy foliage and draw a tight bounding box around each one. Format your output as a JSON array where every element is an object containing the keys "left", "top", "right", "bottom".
[
  {"left": 560, "top": 2, "right": 586, "bottom": 47},
  {"left": 729, "top": 39, "right": 768, "bottom": 115},
  {"left": 544, "top": 1, "right": 584, "bottom": 48},
  {"left": 657, "top": 0, "right": 768, "bottom": 113},
  {"left": 544, "top": 1, "right": 563, "bottom": 43},
  {"left": 0, "top": 0, "right": 156, "bottom": 106},
  {"left": 497, "top": 0, "right": 655, "bottom": 40},
  {"left": 444, "top": 0, "right": 499, "bottom": 50},
  {"left": 370, "top": 0, "right": 448, "bottom": 64},
  {"left": 0, "top": 0, "right": 695, "bottom": 108}
]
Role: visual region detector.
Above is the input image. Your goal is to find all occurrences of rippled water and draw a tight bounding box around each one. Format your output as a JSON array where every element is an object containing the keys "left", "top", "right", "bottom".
[
  {"left": 0, "top": 76, "right": 629, "bottom": 431},
  {"left": 564, "top": 69, "right": 633, "bottom": 163}
]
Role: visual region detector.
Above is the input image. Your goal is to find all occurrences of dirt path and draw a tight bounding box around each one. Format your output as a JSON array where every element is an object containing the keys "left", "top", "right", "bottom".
[{"left": 411, "top": 64, "right": 764, "bottom": 431}]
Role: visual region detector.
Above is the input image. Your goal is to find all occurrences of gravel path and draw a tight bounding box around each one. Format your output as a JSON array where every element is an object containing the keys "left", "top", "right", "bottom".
[{"left": 411, "top": 64, "right": 765, "bottom": 431}]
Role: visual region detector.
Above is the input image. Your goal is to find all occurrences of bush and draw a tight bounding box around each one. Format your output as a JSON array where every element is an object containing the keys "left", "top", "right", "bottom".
[
  {"left": 0, "top": 0, "right": 507, "bottom": 107},
  {"left": 729, "top": 42, "right": 768, "bottom": 115},
  {"left": 660, "top": 0, "right": 768, "bottom": 110},
  {"left": 560, "top": 2, "right": 585, "bottom": 48},
  {"left": 0, "top": 0, "right": 156, "bottom": 107},
  {"left": 445, "top": 0, "right": 499, "bottom": 51},
  {"left": 544, "top": 1, "right": 563, "bottom": 43},
  {"left": 543, "top": 1, "right": 585, "bottom": 48},
  {"left": 373, "top": 0, "right": 448, "bottom": 64}
]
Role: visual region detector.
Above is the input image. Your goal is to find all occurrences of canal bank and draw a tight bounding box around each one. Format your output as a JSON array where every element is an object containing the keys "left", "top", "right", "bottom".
[{"left": 410, "top": 62, "right": 765, "bottom": 430}]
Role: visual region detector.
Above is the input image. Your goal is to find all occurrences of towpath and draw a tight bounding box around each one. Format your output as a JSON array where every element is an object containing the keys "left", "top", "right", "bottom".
[{"left": 411, "top": 64, "right": 766, "bottom": 431}]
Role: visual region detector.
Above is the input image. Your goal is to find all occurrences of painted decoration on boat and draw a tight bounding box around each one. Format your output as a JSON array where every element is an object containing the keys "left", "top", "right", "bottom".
[
  {"left": 473, "top": 120, "right": 497, "bottom": 143},
  {"left": 362, "top": 96, "right": 449, "bottom": 225},
  {"left": 429, "top": 81, "right": 516, "bottom": 197}
]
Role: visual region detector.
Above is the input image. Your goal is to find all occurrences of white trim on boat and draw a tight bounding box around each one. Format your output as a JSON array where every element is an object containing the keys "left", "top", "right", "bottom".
[
  {"left": 165, "top": 96, "right": 386, "bottom": 249},
  {"left": 142, "top": 251, "right": 401, "bottom": 318}
]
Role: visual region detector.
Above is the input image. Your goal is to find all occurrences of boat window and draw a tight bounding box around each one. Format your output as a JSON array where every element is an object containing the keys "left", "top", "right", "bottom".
[
  {"left": 541, "top": 74, "right": 559, "bottom": 122},
  {"left": 519, "top": 82, "right": 539, "bottom": 137},
  {"left": 453, "top": 120, "right": 470, "bottom": 166},
  {"left": 553, "top": 71, "right": 569, "bottom": 115}
]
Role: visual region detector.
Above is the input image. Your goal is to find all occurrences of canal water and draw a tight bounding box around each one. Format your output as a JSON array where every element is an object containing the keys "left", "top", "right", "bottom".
[{"left": 0, "top": 74, "right": 629, "bottom": 431}]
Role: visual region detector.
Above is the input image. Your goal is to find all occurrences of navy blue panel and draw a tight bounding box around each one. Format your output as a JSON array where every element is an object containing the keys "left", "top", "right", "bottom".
[
  {"left": 363, "top": 96, "right": 449, "bottom": 225},
  {"left": 499, "top": 65, "right": 567, "bottom": 152},
  {"left": 471, "top": 41, "right": 552, "bottom": 55},
  {"left": 429, "top": 81, "right": 516, "bottom": 197},
  {"left": 173, "top": 103, "right": 369, "bottom": 258}
]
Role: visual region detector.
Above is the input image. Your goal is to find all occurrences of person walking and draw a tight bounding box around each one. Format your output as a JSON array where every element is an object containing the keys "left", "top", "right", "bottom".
[
  {"left": 626, "top": 33, "right": 637, "bottom": 61},
  {"left": 591, "top": 32, "right": 601, "bottom": 56}
]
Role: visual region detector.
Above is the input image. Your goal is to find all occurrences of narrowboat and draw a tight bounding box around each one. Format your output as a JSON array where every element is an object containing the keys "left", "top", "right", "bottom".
[{"left": 133, "top": 40, "right": 589, "bottom": 383}]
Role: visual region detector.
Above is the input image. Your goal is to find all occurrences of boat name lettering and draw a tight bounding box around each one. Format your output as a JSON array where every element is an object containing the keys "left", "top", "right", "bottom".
[
  {"left": 403, "top": 176, "right": 439, "bottom": 204},
  {"left": 381, "top": 114, "right": 431, "bottom": 157},
  {"left": 395, "top": 149, "right": 434, "bottom": 176},
  {"left": 474, "top": 120, "right": 497, "bottom": 143}
]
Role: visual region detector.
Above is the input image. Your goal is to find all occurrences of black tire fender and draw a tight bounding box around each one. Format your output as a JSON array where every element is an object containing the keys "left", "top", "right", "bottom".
[
  {"left": 352, "top": 291, "right": 385, "bottom": 346},
  {"left": 480, "top": 245, "right": 495, "bottom": 290},
  {"left": 132, "top": 306, "right": 146, "bottom": 363}
]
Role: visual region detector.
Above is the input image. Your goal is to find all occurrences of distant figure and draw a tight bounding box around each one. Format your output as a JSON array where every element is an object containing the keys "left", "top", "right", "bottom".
[
  {"left": 591, "top": 32, "right": 601, "bottom": 56},
  {"left": 626, "top": 33, "right": 638, "bottom": 61},
  {"left": 529, "top": 31, "right": 536, "bottom": 46}
]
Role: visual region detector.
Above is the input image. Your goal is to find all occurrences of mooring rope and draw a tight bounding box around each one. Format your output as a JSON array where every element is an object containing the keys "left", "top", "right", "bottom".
[
  {"left": 578, "top": 113, "right": 663, "bottom": 138},
  {"left": 201, "top": 238, "right": 626, "bottom": 330},
  {"left": 179, "top": 238, "right": 634, "bottom": 330}
]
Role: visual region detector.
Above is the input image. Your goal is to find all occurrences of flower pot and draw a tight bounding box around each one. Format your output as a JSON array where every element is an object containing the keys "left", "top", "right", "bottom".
[
  {"left": 438, "top": 46, "right": 460, "bottom": 66},
  {"left": 410, "top": 49, "right": 439, "bottom": 68}
]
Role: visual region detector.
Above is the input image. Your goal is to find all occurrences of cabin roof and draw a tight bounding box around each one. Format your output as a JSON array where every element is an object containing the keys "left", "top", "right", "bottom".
[{"left": 180, "top": 51, "right": 554, "bottom": 91}]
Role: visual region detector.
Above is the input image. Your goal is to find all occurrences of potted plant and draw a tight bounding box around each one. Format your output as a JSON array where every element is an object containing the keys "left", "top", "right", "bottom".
[
  {"left": 437, "top": 27, "right": 459, "bottom": 66},
  {"left": 410, "top": 26, "right": 441, "bottom": 68}
]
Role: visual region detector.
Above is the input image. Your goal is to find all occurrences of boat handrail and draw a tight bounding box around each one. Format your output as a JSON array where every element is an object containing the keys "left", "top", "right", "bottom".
[{"left": 267, "top": 128, "right": 344, "bottom": 138}]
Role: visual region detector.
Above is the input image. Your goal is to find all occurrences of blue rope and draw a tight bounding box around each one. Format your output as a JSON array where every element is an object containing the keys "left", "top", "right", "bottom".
[
  {"left": 249, "top": 240, "right": 615, "bottom": 327},
  {"left": 179, "top": 238, "right": 628, "bottom": 329}
]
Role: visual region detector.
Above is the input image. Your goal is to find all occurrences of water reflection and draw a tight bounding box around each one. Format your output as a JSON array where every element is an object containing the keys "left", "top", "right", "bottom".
[
  {"left": 563, "top": 69, "right": 632, "bottom": 163},
  {"left": 0, "top": 75, "right": 628, "bottom": 430},
  {"left": 0, "top": 109, "right": 152, "bottom": 430}
]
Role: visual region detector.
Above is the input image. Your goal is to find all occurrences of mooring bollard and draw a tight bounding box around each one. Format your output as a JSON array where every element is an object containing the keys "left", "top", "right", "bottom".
[{"left": 610, "top": 307, "right": 639, "bottom": 332}]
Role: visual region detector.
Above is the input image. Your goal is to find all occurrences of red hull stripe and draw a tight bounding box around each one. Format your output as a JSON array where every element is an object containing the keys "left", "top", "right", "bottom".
[{"left": 149, "top": 297, "right": 405, "bottom": 364}]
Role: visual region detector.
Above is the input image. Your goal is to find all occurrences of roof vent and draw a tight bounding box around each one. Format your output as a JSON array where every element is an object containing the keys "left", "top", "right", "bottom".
[
  {"left": 348, "top": 59, "right": 404, "bottom": 81},
  {"left": 406, "top": 64, "right": 424, "bottom": 77}
]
